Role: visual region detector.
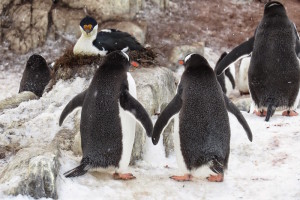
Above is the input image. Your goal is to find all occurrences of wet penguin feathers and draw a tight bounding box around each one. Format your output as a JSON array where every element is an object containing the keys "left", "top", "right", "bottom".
[
  {"left": 153, "top": 53, "right": 252, "bottom": 145},
  {"left": 19, "top": 54, "right": 52, "bottom": 97},
  {"left": 60, "top": 50, "right": 153, "bottom": 177},
  {"left": 215, "top": 1, "right": 300, "bottom": 121}
]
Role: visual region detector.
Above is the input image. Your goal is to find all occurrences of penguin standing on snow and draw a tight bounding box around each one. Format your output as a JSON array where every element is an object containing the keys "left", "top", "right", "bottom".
[
  {"left": 215, "top": 1, "right": 300, "bottom": 121},
  {"left": 152, "top": 54, "right": 252, "bottom": 182},
  {"left": 215, "top": 52, "right": 236, "bottom": 94},
  {"left": 59, "top": 51, "right": 153, "bottom": 180},
  {"left": 19, "top": 54, "right": 52, "bottom": 97},
  {"left": 73, "top": 16, "right": 144, "bottom": 56}
]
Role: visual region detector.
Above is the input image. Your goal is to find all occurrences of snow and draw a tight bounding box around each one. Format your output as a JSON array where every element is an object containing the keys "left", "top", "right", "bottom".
[{"left": 0, "top": 48, "right": 300, "bottom": 200}]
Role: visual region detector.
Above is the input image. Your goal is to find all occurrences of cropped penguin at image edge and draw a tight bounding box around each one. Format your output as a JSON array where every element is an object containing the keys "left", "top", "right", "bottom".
[
  {"left": 152, "top": 53, "right": 252, "bottom": 182},
  {"left": 59, "top": 51, "right": 153, "bottom": 180},
  {"left": 73, "top": 16, "right": 145, "bottom": 56},
  {"left": 215, "top": 1, "right": 300, "bottom": 121}
]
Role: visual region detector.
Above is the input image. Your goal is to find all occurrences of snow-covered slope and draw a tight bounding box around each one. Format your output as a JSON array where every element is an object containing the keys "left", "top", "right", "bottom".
[{"left": 0, "top": 49, "right": 299, "bottom": 200}]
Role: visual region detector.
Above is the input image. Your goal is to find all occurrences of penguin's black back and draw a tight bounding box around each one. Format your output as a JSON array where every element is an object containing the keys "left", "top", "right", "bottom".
[
  {"left": 249, "top": 3, "right": 300, "bottom": 108},
  {"left": 19, "top": 54, "right": 51, "bottom": 97},
  {"left": 80, "top": 52, "right": 130, "bottom": 168},
  {"left": 93, "top": 29, "right": 144, "bottom": 53},
  {"left": 179, "top": 55, "right": 230, "bottom": 170}
]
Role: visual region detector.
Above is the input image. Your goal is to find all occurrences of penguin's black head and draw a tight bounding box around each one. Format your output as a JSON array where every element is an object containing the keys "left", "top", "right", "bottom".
[
  {"left": 264, "top": 1, "right": 286, "bottom": 15},
  {"left": 104, "top": 51, "right": 139, "bottom": 71},
  {"left": 26, "top": 54, "right": 47, "bottom": 70},
  {"left": 79, "top": 16, "right": 98, "bottom": 35},
  {"left": 179, "top": 53, "right": 210, "bottom": 69}
]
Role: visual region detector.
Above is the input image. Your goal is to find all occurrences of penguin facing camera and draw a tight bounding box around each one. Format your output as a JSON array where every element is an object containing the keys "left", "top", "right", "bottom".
[{"left": 73, "top": 16, "right": 144, "bottom": 56}]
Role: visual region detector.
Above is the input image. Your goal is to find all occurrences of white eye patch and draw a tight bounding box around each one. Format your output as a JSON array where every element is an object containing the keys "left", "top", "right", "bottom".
[
  {"left": 267, "top": 2, "right": 281, "bottom": 8},
  {"left": 121, "top": 51, "right": 130, "bottom": 61},
  {"left": 184, "top": 53, "right": 195, "bottom": 63}
]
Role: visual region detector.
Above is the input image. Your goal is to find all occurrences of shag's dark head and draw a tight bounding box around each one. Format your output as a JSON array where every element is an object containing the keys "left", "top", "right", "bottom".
[
  {"left": 79, "top": 16, "right": 98, "bottom": 34},
  {"left": 179, "top": 53, "right": 210, "bottom": 69},
  {"left": 264, "top": 1, "right": 286, "bottom": 15},
  {"left": 26, "top": 54, "right": 47, "bottom": 70}
]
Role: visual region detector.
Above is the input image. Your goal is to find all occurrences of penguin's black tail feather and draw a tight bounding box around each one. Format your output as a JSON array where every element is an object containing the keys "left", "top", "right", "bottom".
[
  {"left": 265, "top": 100, "right": 276, "bottom": 122},
  {"left": 64, "top": 163, "right": 88, "bottom": 178}
]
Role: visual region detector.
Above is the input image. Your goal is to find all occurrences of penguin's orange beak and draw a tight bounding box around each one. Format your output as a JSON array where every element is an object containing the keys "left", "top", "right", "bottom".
[
  {"left": 83, "top": 24, "right": 93, "bottom": 33},
  {"left": 131, "top": 61, "right": 139, "bottom": 68},
  {"left": 178, "top": 60, "right": 184, "bottom": 65}
]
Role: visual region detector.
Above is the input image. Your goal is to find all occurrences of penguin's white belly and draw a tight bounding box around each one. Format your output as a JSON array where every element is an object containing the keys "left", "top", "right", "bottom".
[
  {"left": 238, "top": 57, "right": 251, "bottom": 94},
  {"left": 173, "top": 113, "right": 189, "bottom": 174},
  {"left": 73, "top": 37, "right": 107, "bottom": 56},
  {"left": 117, "top": 72, "right": 137, "bottom": 172},
  {"left": 225, "top": 63, "right": 235, "bottom": 95}
]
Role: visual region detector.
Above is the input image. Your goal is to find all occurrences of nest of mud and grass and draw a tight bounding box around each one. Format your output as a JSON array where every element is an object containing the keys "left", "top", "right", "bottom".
[{"left": 52, "top": 47, "right": 159, "bottom": 81}]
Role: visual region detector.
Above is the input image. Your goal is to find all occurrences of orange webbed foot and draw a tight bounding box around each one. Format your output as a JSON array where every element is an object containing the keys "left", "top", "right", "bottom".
[
  {"left": 170, "top": 174, "right": 192, "bottom": 182},
  {"left": 254, "top": 110, "right": 267, "bottom": 117},
  {"left": 282, "top": 110, "right": 298, "bottom": 117},
  {"left": 206, "top": 174, "right": 224, "bottom": 182},
  {"left": 113, "top": 173, "right": 136, "bottom": 180}
]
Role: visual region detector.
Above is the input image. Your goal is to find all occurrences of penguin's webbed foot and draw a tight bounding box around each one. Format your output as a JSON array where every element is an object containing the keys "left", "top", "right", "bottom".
[
  {"left": 254, "top": 109, "right": 267, "bottom": 117},
  {"left": 206, "top": 174, "right": 224, "bottom": 182},
  {"left": 113, "top": 173, "right": 136, "bottom": 180},
  {"left": 282, "top": 110, "right": 298, "bottom": 117},
  {"left": 170, "top": 174, "right": 192, "bottom": 182}
]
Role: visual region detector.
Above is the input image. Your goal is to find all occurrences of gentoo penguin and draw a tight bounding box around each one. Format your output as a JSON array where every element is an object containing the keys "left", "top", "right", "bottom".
[
  {"left": 59, "top": 51, "right": 153, "bottom": 179},
  {"left": 215, "top": 1, "right": 300, "bottom": 121},
  {"left": 19, "top": 54, "right": 52, "bottom": 97},
  {"left": 73, "top": 16, "right": 144, "bottom": 56},
  {"left": 152, "top": 54, "right": 252, "bottom": 182},
  {"left": 215, "top": 52, "right": 236, "bottom": 94},
  {"left": 237, "top": 56, "right": 251, "bottom": 95}
]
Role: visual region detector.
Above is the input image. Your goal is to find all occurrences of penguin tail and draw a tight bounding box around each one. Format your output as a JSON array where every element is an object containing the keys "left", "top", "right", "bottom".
[
  {"left": 265, "top": 100, "right": 276, "bottom": 122},
  {"left": 64, "top": 163, "right": 88, "bottom": 178}
]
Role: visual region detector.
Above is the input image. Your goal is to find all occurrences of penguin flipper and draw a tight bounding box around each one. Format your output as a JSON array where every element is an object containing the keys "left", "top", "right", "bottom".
[
  {"left": 215, "top": 37, "right": 254, "bottom": 76},
  {"left": 59, "top": 90, "right": 87, "bottom": 126},
  {"left": 152, "top": 92, "right": 183, "bottom": 145},
  {"left": 296, "top": 39, "right": 300, "bottom": 58},
  {"left": 119, "top": 90, "right": 153, "bottom": 137},
  {"left": 64, "top": 163, "right": 88, "bottom": 178},
  {"left": 223, "top": 94, "right": 253, "bottom": 142},
  {"left": 225, "top": 69, "right": 236, "bottom": 89}
]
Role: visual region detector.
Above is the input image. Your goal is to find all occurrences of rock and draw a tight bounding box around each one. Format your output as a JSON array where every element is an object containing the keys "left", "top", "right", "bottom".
[
  {"left": 0, "top": 91, "right": 38, "bottom": 112},
  {"left": 61, "top": 0, "right": 143, "bottom": 21},
  {"left": 51, "top": 7, "right": 87, "bottom": 38},
  {"left": 0, "top": 147, "right": 59, "bottom": 199},
  {"left": 169, "top": 42, "right": 205, "bottom": 66},
  {"left": 131, "top": 67, "right": 177, "bottom": 161},
  {"left": 4, "top": 0, "right": 53, "bottom": 53},
  {"left": 233, "top": 97, "right": 252, "bottom": 112},
  {"left": 101, "top": 21, "right": 147, "bottom": 45},
  {"left": 151, "top": 0, "right": 169, "bottom": 9}
]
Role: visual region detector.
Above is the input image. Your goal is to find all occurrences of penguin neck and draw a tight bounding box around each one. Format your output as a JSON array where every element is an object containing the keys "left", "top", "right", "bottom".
[{"left": 73, "top": 26, "right": 100, "bottom": 56}]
